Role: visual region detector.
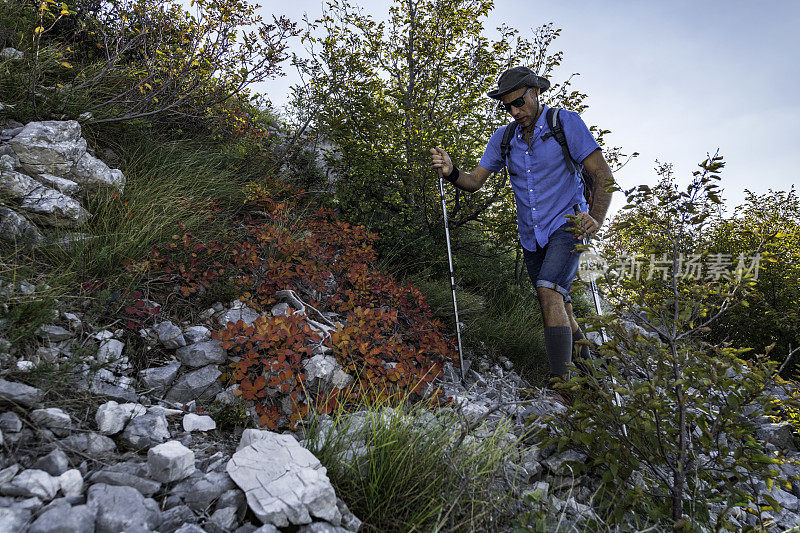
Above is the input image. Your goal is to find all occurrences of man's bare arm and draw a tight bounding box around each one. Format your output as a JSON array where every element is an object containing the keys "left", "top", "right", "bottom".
[
  {"left": 451, "top": 165, "right": 492, "bottom": 192},
  {"left": 581, "top": 148, "right": 615, "bottom": 227}
]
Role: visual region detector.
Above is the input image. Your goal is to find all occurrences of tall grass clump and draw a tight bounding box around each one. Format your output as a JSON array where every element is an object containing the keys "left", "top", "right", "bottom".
[
  {"left": 302, "top": 398, "right": 520, "bottom": 532},
  {"left": 34, "top": 128, "right": 252, "bottom": 281}
]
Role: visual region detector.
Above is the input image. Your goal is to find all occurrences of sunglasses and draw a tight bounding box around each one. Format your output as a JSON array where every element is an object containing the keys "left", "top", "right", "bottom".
[{"left": 499, "top": 87, "right": 532, "bottom": 113}]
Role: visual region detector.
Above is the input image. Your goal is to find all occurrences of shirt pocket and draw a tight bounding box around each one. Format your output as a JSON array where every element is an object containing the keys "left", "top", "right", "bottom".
[{"left": 536, "top": 135, "right": 572, "bottom": 184}]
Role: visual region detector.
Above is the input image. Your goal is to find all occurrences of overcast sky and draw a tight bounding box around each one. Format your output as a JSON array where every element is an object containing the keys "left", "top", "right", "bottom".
[{"left": 256, "top": 0, "right": 799, "bottom": 219}]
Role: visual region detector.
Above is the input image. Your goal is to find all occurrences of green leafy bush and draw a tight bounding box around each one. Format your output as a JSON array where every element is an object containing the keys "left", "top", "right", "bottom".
[{"left": 540, "top": 155, "right": 788, "bottom": 531}]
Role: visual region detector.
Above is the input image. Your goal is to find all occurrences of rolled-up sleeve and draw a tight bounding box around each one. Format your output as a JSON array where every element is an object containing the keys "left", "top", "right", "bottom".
[
  {"left": 478, "top": 126, "right": 507, "bottom": 172},
  {"left": 559, "top": 110, "right": 601, "bottom": 164}
]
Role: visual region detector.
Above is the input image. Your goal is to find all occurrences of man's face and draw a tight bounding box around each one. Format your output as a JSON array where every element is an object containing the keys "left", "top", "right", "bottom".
[{"left": 501, "top": 86, "right": 539, "bottom": 128}]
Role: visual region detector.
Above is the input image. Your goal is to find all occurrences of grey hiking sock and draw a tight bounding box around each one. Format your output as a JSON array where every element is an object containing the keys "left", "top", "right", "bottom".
[
  {"left": 572, "top": 327, "right": 591, "bottom": 360},
  {"left": 544, "top": 326, "right": 573, "bottom": 379}
]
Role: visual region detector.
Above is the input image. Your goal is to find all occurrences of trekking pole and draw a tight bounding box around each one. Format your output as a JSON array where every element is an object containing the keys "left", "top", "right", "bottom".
[
  {"left": 437, "top": 170, "right": 466, "bottom": 381},
  {"left": 575, "top": 206, "right": 627, "bottom": 437}
]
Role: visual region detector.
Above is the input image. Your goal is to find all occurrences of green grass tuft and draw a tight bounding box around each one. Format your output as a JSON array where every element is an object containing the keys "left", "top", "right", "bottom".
[{"left": 302, "top": 398, "right": 520, "bottom": 532}]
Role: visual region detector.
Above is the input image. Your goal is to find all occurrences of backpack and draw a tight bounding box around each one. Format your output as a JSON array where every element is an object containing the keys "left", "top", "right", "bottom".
[{"left": 500, "top": 107, "right": 595, "bottom": 210}]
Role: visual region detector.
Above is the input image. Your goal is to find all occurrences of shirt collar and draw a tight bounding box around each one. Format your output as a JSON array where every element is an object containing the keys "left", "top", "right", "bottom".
[{"left": 515, "top": 103, "right": 549, "bottom": 139}]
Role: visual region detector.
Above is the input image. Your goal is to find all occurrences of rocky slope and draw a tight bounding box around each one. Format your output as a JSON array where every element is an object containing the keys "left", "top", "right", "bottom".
[{"left": 1, "top": 119, "right": 799, "bottom": 532}]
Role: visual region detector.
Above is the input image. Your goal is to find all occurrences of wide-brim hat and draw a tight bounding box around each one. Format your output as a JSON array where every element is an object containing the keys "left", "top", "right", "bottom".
[{"left": 487, "top": 66, "right": 550, "bottom": 99}]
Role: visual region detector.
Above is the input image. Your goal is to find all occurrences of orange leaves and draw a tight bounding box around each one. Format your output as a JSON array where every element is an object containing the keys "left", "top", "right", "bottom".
[
  {"left": 212, "top": 311, "right": 325, "bottom": 429},
  {"left": 240, "top": 375, "right": 266, "bottom": 400},
  {"left": 150, "top": 191, "right": 455, "bottom": 430}
]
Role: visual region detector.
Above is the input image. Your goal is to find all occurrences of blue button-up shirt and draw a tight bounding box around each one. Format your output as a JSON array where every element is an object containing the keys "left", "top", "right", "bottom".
[{"left": 478, "top": 104, "right": 600, "bottom": 251}]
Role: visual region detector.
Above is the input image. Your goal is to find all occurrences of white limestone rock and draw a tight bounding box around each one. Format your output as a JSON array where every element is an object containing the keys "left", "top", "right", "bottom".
[
  {"left": 88, "top": 371, "right": 137, "bottom": 402},
  {"left": 154, "top": 320, "right": 186, "bottom": 349},
  {"left": 91, "top": 462, "right": 162, "bottom": 497},
  {"left": 297, "top": 523, "right": 351, "bottom": 533},
  {"left": 27, "top": 501, "right": 96, "bottom": 533},
  {"left": 0, "top": 507, "right": 32, "bottom": 532},
  {"left": 87, "top": 483, "right": 161, "bottom": 533},
  {"left": 62, "top": 312, "right": 82, "bottom": 329},
  {"left": 92, "top": 329, "right": 114, "bottom": 342},
  {"left": 34, "top": 173, "right": 80, "bottom": 195},
  {"left": 183, "top": 325, "right": 211, "bottom": 344},
  {"left": 1, "top": 47, "right": 24, "bottom": 60},
  {"left": 121, "top": 411, "right": 170, "bottom": 449},
  {"left": 0, "top": 206, "right": 43, "bottom": 245},
  {"left": 70, "top": 150, "right": 125, "bottom": 193},
  {"left": 140, "top": 361, "right": 181, "bottom": 395},
  {"left": 237, "top": 428, "right": 274, "bottom": 452},
  {"left": 0, "top": 378, "right": 44, "bottom": 407},
  {"left": 16, "top": 360, "right": 35, "bottom": 371},
  {"left": 271, "top": 303, "right": 290, "bottom": 317},
  {"left": 56, "top": 432, "right": 116, "bottom": 455},
  {"left": 218, "top": 301, "right": 260, "bottom": 327},
  {"left": 303, "top": 354, "right": 353, "bottom": 389},
  {"left": 57, "top": 469, "right": 83, "bottom": 497},
  {"left": 215, "top": 384, "right": 240, "bottom": 404},
  {"left": 0, "top": 411, "right": 23, "bottom": 432},
  {"left": 36, "top": 324, "right": 73, "bottom": 342},
  {"left": 0, "top": 168, "right": 43, "bottom": 198},
  {"left": 182, "top": 413, "right": 216, "bottom": 432},
  {"left": 96, "top": 338, "right": 124, "bottom": 363},
  {"left": 19, "top": 186, "right": 90, "bottom": 227},
  {"left": 10, "top": 120, "right": 87, "bottom": 177},
  {"left": 542, "top": 449, "right": 588, "bottom": 475},
  {"left": 0, "top": 464, "right": 20, "bottom": 484},
  {"left": 0, "top": 469, "right": 59, "bottom": 500},
  {"left": 35, "top": 346, "right": 60, "bottom": 363},
  {"left": 147, "top": 405, "right": 184, "bottom": 417},
  {"left": 148, "top": 440, "right": 196, "bottom": 483},
  {"left": 95, "top": 400, "right": 147, "bottom": 435},
  {"left": 227, "top": 432, "right": 341, "bottom": 527},
  {"left": 210, "top": 506, "right": 239, "bottom": 531},
  {"left": 756, "top": 421, "right": 797, "bottom": 451},
  {"left": 32, "top": 448, "right": 69, "bottom": 476},
  {"left": 176, "top": 339, "right": 226, "bottom": 367},
  {"left": 172, "top": 470, "right": 235, "bottom": 511},
  {"left": 30, "top": 407, "right": 72, "bottom": 434},
  {"left": 166, "top": 365, "right": 222, "bottom": 404}
]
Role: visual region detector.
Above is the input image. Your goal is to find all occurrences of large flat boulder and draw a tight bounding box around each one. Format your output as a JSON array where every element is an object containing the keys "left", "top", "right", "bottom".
[{"left": 226, "top": 431, "right": 341, "bottom": 527}]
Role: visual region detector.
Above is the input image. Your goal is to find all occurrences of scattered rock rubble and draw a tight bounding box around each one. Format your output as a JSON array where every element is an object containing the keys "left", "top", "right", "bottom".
[{"left": 0, "top": 285, "right": 798, "bottom": 532}]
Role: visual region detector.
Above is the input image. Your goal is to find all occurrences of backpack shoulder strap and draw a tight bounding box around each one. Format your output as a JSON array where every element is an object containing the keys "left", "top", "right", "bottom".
[
  {"left": 546, "top": 107, "right": 577, "bottom": 175},
  {"left": 500, "top": 122, "right": 517, "bottom": 175}
]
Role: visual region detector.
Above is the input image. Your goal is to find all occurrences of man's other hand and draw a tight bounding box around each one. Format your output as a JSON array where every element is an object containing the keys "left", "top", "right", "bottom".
[
  {"left": 572, "top": 211, "right": 600, "bottom": 240},
  {"left": 430, "top": 147, "right": 453, "bottom": 177}
]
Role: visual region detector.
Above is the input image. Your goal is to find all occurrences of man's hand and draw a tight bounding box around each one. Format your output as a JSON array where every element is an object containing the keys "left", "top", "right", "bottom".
[
  {"left": 572, "top": 211, "right": 600, "bottom": 240},
  {"left": 430, "top": 147, "right": 453, "bottom": 177}
]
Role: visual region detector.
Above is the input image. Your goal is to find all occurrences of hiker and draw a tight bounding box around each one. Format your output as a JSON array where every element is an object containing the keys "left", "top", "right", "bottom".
[{"left": 429, "top": 66, "right": 614, "bottom": 402}]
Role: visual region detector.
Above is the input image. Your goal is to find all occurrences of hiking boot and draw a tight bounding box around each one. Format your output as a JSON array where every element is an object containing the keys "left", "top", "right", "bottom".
[
  {"left": 543, "top": 388, "right": 572, "bottom": 408},
  {"left": 544, "top": 373, "right": 572, "bottom": 407}
]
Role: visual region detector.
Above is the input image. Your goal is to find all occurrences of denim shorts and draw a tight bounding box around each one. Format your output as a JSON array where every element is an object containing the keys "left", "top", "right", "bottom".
[{"left": 523, "top": 220, "right": 582, "bottom": 303}]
